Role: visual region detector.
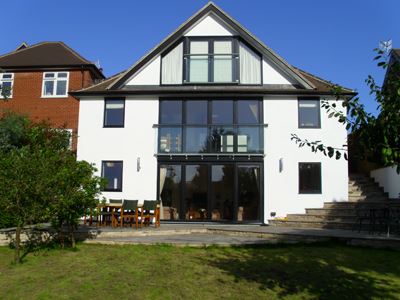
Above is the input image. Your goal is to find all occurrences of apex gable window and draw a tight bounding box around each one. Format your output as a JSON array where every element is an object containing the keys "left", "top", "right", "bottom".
[
  {"left": 299, "top": 162, "right": 321, "bottom": 194},
  {"left": 104, "top": 98, "right": 125, "bottom": 127},
  {"left": 42, "top": 72, "right": 69, "bottom": 97},
  {"left": 101, "top": 161, "right": 123, "bottom": 192},
  {"left": 183, "top": 37, "right": 239, "bottom": 84},
  {"left": 298, "top": 98, "right": 321, "bottom": 128},
  {"left": 0, "top": 73, "right": 14, "bottom": 98}
]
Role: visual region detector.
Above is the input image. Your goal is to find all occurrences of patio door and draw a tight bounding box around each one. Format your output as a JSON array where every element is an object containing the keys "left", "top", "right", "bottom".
[{"left": 237, "top": 165, "right": 261, "bottom": 221}]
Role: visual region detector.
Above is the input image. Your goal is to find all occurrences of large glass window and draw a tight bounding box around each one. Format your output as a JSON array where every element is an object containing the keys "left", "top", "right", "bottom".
[
  {"left": 211, "top": 165, "right": 234, "bottom": 221},
  {"left": 238, "top": 165, "right": 260, "bottom": 221},
  {"left": 298, "top": 99, "right": 320, "bottom": 128},
  {"left": 101, "top": 161, "right": 123, "bottom": 192},
  {"left": 0, "top": 73, "right": 13, "bottom": 98},
  {"left": 299, "top": 162, "right": 322, "bottom": 194},
  {"left": 158, "top": 99, "right": 263, "bottom": 154},
  {"left": 104, "top": 99, "right": 125, "bottom": 127},
  {"left": 185, "top": 38, "right": 238, "bottom": 83},
  {"left": 42, "top": 72, "right": 69, "bottom": 97}
]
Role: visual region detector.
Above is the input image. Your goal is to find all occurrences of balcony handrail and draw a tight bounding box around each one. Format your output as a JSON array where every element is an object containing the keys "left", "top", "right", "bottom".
[{"left": 153, "top": 123, "right": 268, "bottom": 128}]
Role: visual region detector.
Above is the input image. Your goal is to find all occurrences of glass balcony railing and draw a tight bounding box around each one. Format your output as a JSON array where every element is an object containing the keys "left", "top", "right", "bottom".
[
  {"left": 154, "top": 124, "right": 264, "bottom": 154},
  {"left": 183, "top": 54, "right": 239, "bottom": 84}
]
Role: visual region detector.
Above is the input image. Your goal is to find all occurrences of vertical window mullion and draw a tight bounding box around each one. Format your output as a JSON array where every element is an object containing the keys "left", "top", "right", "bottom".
[{"left": 209, "top": 40, "right": 213, "bottom": 83}]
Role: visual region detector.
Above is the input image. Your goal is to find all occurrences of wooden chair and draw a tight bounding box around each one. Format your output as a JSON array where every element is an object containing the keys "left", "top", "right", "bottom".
[
  {"left": 120, "top": 200, "right": 139, "bottom": 229},
  {"left": 109, "top": 199, "right": 122, "bottom": 227},
  {"left": 140, "top": 200, "right": 160, "bottom": 228}
]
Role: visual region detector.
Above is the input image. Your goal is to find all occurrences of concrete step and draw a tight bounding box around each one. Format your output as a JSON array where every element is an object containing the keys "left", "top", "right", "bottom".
[
  {"left": 348, "top": 184, "right": 384, "bottom": 193},
  {"left": 348, "top": 195, "right": 388, "bottom": 202},
  {"left": 287, "top": 214, "right": 357, "bottom": 223},
  {"left": 348, "top": 190, "right": 387, "bottom": 198},
  {"left": 305, "top": 208, "right": 357, "bottom": 216},
  {"left": 268, "top": 219, "right": 357, "bottom": 230},
  {"left": 323, "top": 201, "right": 388, "bottom": 209}
]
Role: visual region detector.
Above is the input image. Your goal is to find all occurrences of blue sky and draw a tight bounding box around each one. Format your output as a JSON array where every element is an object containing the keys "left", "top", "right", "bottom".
[{"left": 2, "top": 0, "right": 399, "bottom": 114}]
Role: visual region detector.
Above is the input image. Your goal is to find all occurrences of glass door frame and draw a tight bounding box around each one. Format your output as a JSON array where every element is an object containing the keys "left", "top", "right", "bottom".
[{"left": 157, "top": 159, "right": 264, "bottom": 223}]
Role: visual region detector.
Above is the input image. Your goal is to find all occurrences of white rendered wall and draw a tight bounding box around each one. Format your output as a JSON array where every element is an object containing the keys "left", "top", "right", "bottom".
[
  {"left": 184, "top": 14, "right": 235, "bottom": 36},
  {"left": 371, "top": 166, "right": 400, "bottom": 199},
  {"left": 262, "top": 58, "right": 296, "bottom": 85},
  {"left": 77, "top": 97, "right": 159, "bottom": 203},
  {"left": 263, "top": 96, "right": 348, "bottom": 222},
  {"left": 126, "top": 56, "right": 161, "bottom": 85}
]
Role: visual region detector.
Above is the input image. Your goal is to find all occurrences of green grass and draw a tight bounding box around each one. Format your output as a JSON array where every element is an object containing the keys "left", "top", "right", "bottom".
[{"left": 0, "top": 243, "right": 399, "bottom": 300}]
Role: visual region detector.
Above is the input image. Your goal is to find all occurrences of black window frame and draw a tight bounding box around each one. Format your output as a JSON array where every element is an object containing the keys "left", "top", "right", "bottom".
[
  {"left": 183, "top": 36, "right": 240, "bottom": 84},
  {"left": 103, "top": 98, "right": 126, "bottom": 128},
  {"left": 101, "top": 160, "right": 123, "bottom": 192},
  {"left": 158, "top": 98, "right": 264, "bottom": 154},
  {"left": 298, "top": 162, "right": 322, "bottom": 194},
  {"left": 298, "top": 97, "right": 321, "bottom": 129}
]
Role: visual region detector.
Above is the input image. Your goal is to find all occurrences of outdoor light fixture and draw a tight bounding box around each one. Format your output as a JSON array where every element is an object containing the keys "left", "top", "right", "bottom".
[
  {"left": 137, "top": 157, "right": 141, "bottom": 172},
  {"left": 279, "top": 158, "right": 283, "bottom": 173}
]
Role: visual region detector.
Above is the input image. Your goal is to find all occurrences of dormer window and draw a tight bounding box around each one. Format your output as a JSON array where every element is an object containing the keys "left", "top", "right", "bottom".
[{"left": 184, "top": 37, "right": 239, "bottom": 84}]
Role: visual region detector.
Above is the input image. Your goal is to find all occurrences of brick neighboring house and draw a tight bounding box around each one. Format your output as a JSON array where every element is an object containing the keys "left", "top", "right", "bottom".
[{"left": 0, "top": 41, "right": 104, "bottom": 149}]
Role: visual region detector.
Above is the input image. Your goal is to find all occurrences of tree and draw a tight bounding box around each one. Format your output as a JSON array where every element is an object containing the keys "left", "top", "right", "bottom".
[
  {"left": 292, "top": 47, "right": 400, "bottom": 173},
  {"left": 0, "top": 112, "right": 103, "bottom": 263}
]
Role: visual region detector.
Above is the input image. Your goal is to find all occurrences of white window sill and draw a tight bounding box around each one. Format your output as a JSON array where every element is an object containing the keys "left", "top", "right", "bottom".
[{"left": 41, "top": 95, "right": 69, "bottom": 99}]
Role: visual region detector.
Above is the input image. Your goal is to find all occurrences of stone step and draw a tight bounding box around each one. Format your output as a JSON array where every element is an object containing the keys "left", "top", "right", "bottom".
[
  {"left": 348, "top": 181, "right": 380, "bottom": 188},
  {"left": 348, "top": 190, "right": 387, "bottom": 197},
  {"left": 348, "top": 195, "right": 388, "bottom": 202},
  {"left": 287, "top": 214, "right": 357, "bottom": 223},
  {"left": 268, "top": 219, "right": 356, "bottom": 230},
  {"left": 305, "top": 208, "right": 357, "bottom": 216},
  {"left": 322, "top": 201, "right": 388, "bottom": 209},
  {"left": 348, "top": 186, "right": 385, "bottom": 195}
]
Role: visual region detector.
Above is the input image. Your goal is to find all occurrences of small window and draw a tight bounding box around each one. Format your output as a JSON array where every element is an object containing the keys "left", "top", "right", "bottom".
[
  {"left": 102, "top": 161, "right": 123, "bottom": 192},
  {"left": 0, "top": 73, "right": 14, "bottom": 98},
  {"left": 299, "top": 162, "right": 321, "bottom": 194},
  {"left": 104, "top": 99, "right": 125, "bottom": 127},
  {"left": 298, "top": 98, "right": 320, "bottom": 128},
  {"left": 42, "top": 72, "right": 69, "bottom": 97}
]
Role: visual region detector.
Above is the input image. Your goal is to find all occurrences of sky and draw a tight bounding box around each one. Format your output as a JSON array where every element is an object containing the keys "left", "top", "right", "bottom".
[{"left": 1, "top": 0, "right": 399, "bottom": 114}]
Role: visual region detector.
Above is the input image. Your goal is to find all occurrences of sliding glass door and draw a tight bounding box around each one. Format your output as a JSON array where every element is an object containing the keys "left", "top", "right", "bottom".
[{"left": 158, "top": 163, "right": 262, "bottom": 222}]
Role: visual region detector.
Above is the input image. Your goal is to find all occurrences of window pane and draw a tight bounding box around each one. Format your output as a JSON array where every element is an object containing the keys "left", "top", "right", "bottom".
[
  {"left": 214, "top": 55, "right": 232, "bottom": 82},
  {"left": 159, "top": 127, "right": 182, "bottom": 153},
  {"left": 212, "top": 100, "right": 233, "bottom": 124},
  {"left": 2, "top": 74, "right": 12, "bottom": 79},
  {"left": 160, "top": 165, "right": 181, "bottom": 220},
  {"left": 214, "top": 41, "right": 232, "bottom": 54},
  {"left": 58, "top": 72, "right": 68, "bottom": 78},
  {"left": 102, "top": 161, "right": 123, "bottom": 191},
  {"left": 237, "top": 126, "right": 261, "bottom": 153},
  {"left": 238, "top": 165, "right": 260, "bottom": 221},
  {"left": 104, "top": 99, "right": 124, "bottom": 127},
  {"left": 186, "top": 101, "right": 207, "bottom": 124},
  {"left": 1, "top": 81, "right": 12, "bottom": 96},
  {"left": 210, "top": 127, "right": 234, "bottom": 153},
  {"left": 45, "top": 73, "right": 55, "bottom": 78},
  {"left": 185, "top": 165, "right": 208, "bottom": 221},
  {"left": 56, "top": 80, "right": 67, "bottom": 95},
  {"left": 44, "top": 80, "right": 54, "bottom": 95},
  {"left": 237, "top": 100, "right": 260, "bottom": 124},
  {"left": 185, "top": 127, "right": 208, "bottom": 153},
  {"left": 160, "top": 101, "right": 182, "bottom": 124},
  {"left": 299, "top": 99, "right": 320, "bottom": 128},
  {"left": 211, "top": 164, "right": 234, "bottom": 221},
  {"left": 299, "top": 163, "right": 321, "bottom": 193},
  {"left": 190, "top": 41, "right": 208, "bottom": 54},
  {"left": 189, "top": 56, "right": 208, "bottom": 82}
]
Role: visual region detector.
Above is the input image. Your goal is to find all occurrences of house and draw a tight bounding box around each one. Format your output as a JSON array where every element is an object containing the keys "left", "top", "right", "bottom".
[
  {"left": 72, "top": 2, "right": 355, "bottom": 223},
  {"left": 0, "top": 42, "right": 104, "bottom": 149}
]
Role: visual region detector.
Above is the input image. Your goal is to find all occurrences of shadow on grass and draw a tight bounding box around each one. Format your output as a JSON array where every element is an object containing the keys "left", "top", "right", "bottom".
[
  {"left": 203, "top": 243, "right": 400, "bottom": 299},
  {"left": 5, "top": 228, "right": 79, "bottom": 263}
]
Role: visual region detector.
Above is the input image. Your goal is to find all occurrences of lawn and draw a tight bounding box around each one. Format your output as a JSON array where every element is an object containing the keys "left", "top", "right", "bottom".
[{"left": 0, "top": 243, "right": 399, "bottom": 300}]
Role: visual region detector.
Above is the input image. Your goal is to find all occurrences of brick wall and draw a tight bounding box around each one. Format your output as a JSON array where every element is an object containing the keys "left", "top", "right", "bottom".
[{"left": 0, "top": 69, "right": 97, "bottom": 150}]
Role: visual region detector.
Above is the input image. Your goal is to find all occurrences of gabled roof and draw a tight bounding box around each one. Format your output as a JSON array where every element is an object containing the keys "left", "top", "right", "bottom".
[
  {"left": 0, "top": 41, "right": 104, "bottom": 78},
  {"left": 108, "top": 2, "right": 316, "bottom": 90}
]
